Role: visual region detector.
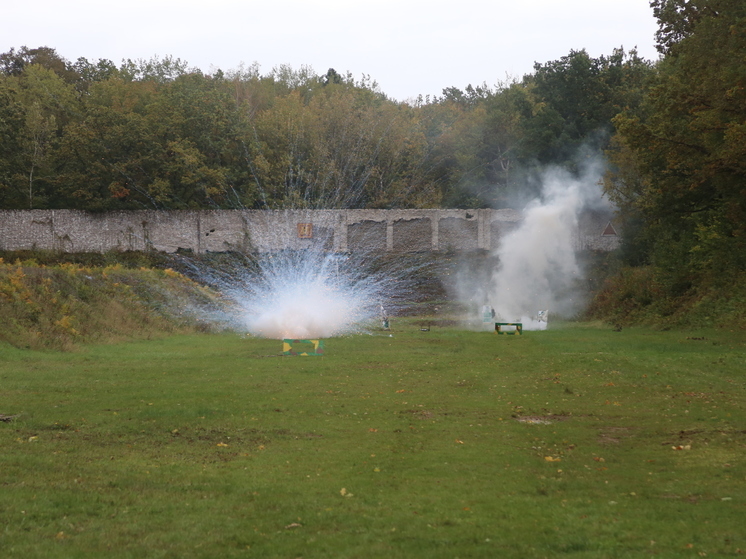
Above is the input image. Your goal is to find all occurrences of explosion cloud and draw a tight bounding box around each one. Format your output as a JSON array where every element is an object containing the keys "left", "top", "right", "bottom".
[{"left": 459, "top": 161, "right": 609, "bottom": 329}]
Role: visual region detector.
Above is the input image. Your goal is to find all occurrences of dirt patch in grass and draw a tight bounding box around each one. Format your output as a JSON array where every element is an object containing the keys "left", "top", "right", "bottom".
[
  {"left": 400, "top": 409, "right": 435, "bottom": 420},
  {"left": 419, "top": 319, "right": 461, "bottom": 328},
  {"left": 515, "top": 415, "right": 569, "bottom": 425},
  {"left": 598, "top": 426, "right": 634, "bottom": 445}
]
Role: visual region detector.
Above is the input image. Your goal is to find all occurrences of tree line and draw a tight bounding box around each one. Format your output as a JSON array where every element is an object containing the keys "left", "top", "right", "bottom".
[
  {"left": 603, "top": 0, "right": 745, "bottom": 303},
  {"left": 0, "top": 44, "right": 652, "bottom": 212}
]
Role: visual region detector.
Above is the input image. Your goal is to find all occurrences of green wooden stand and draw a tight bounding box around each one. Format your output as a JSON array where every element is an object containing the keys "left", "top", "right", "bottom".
[{"left": 495, "top": 323, "right": 522, "bottom": 335}]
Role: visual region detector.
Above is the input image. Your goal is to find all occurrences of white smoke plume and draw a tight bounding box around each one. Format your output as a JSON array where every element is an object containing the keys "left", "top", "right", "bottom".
[{"left": 460, "top": 161, "right": 608, "bottom": 330}]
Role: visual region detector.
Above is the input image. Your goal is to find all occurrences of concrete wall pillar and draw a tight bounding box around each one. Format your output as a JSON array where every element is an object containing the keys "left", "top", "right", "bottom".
[
  {"left": 196, "top": 213, "right": 202, "bottom": 254},
  {"left": 477, "top": 210, "right": 485, "bottom": 250},
  {"left": 336, "top": 211, "right": 348, "bottom": 252},
  {"left": 431, "top": 215, "right": 439, "bottom": 251}
]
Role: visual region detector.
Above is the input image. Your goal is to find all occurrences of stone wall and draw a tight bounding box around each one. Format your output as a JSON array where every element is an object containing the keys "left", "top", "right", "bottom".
[{"left": 0, "top": 208, "right": 621, "bottom": 253}]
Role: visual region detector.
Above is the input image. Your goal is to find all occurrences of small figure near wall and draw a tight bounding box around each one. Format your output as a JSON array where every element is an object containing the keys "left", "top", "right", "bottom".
[
  {"left": 482, "top": 304, "right": 496, "bottom": 323},
  {"left": 380, "top": 304, "right": 390, "bottom": 330}
]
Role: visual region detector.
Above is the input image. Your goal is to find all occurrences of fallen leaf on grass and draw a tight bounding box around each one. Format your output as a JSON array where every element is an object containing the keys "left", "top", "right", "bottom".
[
  {"left": 455, "top": 439, "right": 464, "bottom": 444},
  {"left": 340, "top": 488, "right": 353, "bottom": 497},
  {"left": 216, "top": 442, "right": 229, "bottom": 447},
  {"left": 672, "top": 445, "right": 691, "bottom": 450},
  {"left": 284, "top": 523, "right": 302, "bottom": 529},
  {"left": 544, "top": 456, "right": 561, "bottom": 462}
]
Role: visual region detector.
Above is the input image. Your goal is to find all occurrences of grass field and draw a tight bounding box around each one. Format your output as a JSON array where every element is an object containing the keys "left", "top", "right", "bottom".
[{"left": 1, "top": 321, "right": 744, "bottom": 558}]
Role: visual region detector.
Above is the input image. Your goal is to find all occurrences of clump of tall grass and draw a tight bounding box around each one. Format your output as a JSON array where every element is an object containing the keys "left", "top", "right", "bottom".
[{"left": 0, "top": 259, "right": 226, "bottom": 350}]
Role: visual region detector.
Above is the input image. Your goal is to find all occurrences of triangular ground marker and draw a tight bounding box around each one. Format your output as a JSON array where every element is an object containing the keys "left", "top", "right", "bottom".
[{"left": 601, "top": 222, "right": 617, "bottom": 236}]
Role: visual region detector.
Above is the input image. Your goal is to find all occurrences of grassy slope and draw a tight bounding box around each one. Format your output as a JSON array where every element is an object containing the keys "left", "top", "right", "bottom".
[
  {"left": 0, "top": 259, "right": 222, "bottom": 350},
  {"left": 584, "top": 256, "right": 746, "bottom": 330},
  {"left": 1, "top": 322, "right": 744, "bottom": 558}
]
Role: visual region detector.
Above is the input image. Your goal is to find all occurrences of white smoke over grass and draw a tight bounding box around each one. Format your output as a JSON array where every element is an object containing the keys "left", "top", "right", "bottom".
[{"left": 458, "top": 161, "right": 608, "bottom": 330}]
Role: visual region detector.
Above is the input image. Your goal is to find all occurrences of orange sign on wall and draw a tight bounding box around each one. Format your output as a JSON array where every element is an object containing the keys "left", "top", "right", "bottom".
[{"left": 297, "top": 223, "right": 313, "bottom": 238}]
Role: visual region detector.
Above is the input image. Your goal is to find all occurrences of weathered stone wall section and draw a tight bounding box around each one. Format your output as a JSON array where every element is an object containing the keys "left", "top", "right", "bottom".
[
  {"left": 347, "top": 220, "right": 386, "bottom": 252},
  {"left": 439, "top": 217, "right": 478, "bottom": 251},
  {"left": 392, "top": 218, "right": 431, "bottom": 252},
  {"left": 0, "top": 209, "right": 621, "bottom": 253}
]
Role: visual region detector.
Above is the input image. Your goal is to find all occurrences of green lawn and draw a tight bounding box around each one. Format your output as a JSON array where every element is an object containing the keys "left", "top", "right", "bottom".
[{"left": 1, "top": 322, "right": 744, "bottom": 558}]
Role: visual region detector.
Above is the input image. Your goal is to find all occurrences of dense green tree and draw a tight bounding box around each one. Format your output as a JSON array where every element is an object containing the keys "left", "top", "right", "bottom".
[
  {"left": 71, "top": 57, "right": 120, "bottom": 92},
  {"left": 0, "top": 46, "right": 79, "bottom": 84},
  {"left": 54, "top": 75, "right": 241, "bottom": 210},
  {"left": 525, "top": 48, "right": 654, "bottom": 168},
  {"left": 241, "top": 81, "right": 439, "bottom": 209},
  {"left": 322, "top": 68, "right": 343, "bottom": 86},
  {"left": 423, "top": 50, "right": 653, "bottom": 209},
  {"left": 469, "top": 82, "right": 537, "bottom": 206},
  {"left": 0, "top": 78, "right": 27, "bottom": 207},
  {"left": 609, "top": 0, "right": 746, "bottom": 287},
  {"left": 119, "top": 55, "right": 192, "bottom": 84},
  {"left": 650, "top": 0, "right": 718, "bottom": 55},
  {"left": 0, "top": 65, "right": 80, "bottom": 208}
]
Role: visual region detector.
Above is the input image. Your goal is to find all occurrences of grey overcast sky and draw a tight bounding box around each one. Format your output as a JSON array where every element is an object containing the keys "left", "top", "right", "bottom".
[{"left": 4, "top": 0, "right": 660, "bottom": 101}]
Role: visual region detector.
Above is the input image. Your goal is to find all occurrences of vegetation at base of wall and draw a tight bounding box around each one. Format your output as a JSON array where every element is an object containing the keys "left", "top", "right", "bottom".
[
  {"left": 0, "top": 257, "right": 224, "bottom": 350},
  {"left": 0, "top": 249, "right": 176, "bottom": 270},
  {"left": 0, "top": 247, "right": 460, "bottom": 311},
  {"left": 584, "top": 261, "right": 746, "bottom": 330}
]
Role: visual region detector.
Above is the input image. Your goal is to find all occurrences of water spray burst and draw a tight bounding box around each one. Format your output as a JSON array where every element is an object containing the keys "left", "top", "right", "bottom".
[{"left": 185, "top": 236, "right": 429, "bottom": 340}]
